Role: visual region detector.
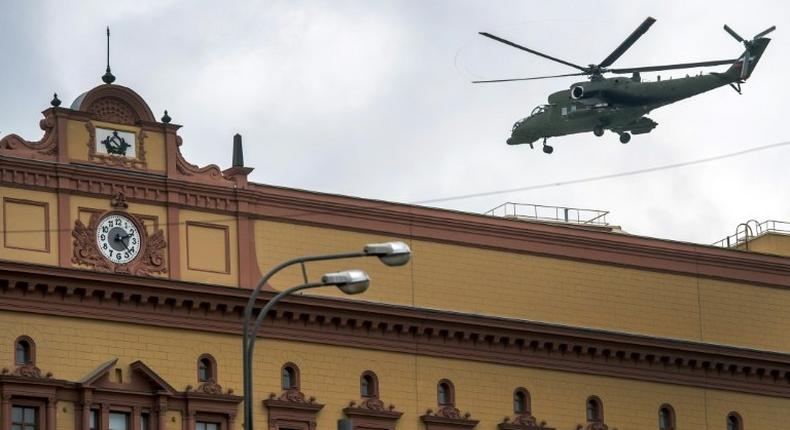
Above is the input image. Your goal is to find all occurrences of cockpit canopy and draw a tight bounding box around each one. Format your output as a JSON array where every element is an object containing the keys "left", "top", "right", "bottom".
[
  {"left": 513, "top": 105, "right": 549, "bottom": 131},
  {"left": 530, "top": 105, "right": 549, "bottom": 116}
]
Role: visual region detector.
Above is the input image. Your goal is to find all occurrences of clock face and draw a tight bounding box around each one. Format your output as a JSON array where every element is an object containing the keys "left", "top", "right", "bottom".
[{"left": 95, "top": 214, "right": 142, "bottom": 264}]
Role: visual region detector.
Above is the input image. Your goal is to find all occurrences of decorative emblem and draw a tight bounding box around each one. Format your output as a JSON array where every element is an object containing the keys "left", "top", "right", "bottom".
[
  {"left": 85, "top": 123, "right": 147, "bottom": 169},
  {"left": 101, "top": 130, "right": 131, "bottom": 155}
]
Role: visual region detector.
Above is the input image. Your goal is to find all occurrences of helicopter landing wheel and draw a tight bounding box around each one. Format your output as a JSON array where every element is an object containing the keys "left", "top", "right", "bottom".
[
  {"left": 593, "top": 126, "right": 604, "bottom": 137},
  {"left": 619, "top": 132, "right": 631, "bottom": 144},
  {"left": 542, "top": 144, "right": 554, "bottom": 154}
]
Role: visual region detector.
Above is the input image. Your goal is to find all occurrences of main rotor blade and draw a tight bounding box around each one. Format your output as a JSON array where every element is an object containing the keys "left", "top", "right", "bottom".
[
  {"left": 724, "top": 24, "right": 744, "bottom": 42},
  {"left": 472, "top": 72, "right": 588, "bottom": 83},
  {"left": 598, "top": 17, "right": 657, "bottom": 68},
  {"left": 610, "top": 58, "right": 737, "bottom": 74},
  {"left": 754, "top": 25, "right": 776, "bottom": 39},
  {"left": 479, "top": 32, "right": 588, "bottom": 71}
]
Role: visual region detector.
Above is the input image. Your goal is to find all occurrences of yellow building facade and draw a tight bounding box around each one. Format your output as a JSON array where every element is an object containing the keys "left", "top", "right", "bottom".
[{"left": 1, "top": 81, "right": 790, "bottom": 430}]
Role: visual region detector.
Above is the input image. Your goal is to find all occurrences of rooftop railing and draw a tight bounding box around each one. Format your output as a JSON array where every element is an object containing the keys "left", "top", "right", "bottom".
[
  {"left": 484, "top": 202, "right": 610, "bottom": 226},
  {"left": 712, "top": 220, "right": 790, "bottom": 248}
]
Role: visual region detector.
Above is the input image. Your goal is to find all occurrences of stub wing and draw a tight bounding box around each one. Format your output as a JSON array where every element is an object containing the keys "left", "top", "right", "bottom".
[{"left": 610, "top": 117, "right": 658, "bottom": 135}]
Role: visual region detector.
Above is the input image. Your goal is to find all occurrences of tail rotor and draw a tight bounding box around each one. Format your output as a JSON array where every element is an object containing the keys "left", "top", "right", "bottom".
[{"left": 723, "top": 24, "right": 776, "bottom": 80}]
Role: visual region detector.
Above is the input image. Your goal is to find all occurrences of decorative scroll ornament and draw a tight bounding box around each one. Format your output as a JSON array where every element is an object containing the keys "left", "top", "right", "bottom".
[
  {"left": 72, "top": 210, "right": 167, "bottom": 276},
  {"left": 175, "top": 147, "right": 234, "bottom": 185},
  {"left": 111, "top": 191, "right": 129, "bottom": 209},
  {"left": 431, "top": 406, "right": 471, "bottom": 420},
  {"left": 0, "top": 114, "right": 58, "bottom": 159},
  {"left": 344, "top": 399, "right": 403, "bottom": 430},
  {"left": 577, "top": 423, "right": 612, "bottom": 430},
  {"left": 352, "top": 397, "right": 391, "bottom": 412},
  {"left": 195, "top": 378, "right": 223, "bottom": 395},
  {"left": 268, "top": 388, "right": 317, "bottom": 404},
  {"left": 13, "top": 363, "right": 43, "bottom": 378},
  {"left": 421, "top": 406, "right": 479, "bottom": 430},
  {"left": 499, "top": 414, "right": 554, "bottom": 430}
]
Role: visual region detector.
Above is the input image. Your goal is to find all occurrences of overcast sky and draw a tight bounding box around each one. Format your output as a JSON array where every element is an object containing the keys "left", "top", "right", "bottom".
[{"left": 1, "top": 0, "right": 788, "bottom": 245}]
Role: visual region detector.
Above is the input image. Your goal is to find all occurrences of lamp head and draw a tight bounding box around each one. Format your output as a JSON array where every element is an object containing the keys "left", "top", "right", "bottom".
[
  {"left": 322, "top": 270, "right": 371, "bottom": 295},
  {"left": 363, "top": 241, "right": 411, "bottom": 267}
]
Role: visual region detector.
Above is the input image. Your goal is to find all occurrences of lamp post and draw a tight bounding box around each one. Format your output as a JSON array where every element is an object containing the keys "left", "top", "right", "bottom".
[{"left": 242, "top": 242, "right": 411, "bottom": 430}]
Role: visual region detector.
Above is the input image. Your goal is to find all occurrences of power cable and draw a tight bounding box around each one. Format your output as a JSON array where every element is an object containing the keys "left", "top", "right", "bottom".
[
  {"left": 1, "top": 140, "right": 788, "bottom": 234},
  {"left": 413, "top": 140, "right": 790, "bottom": 205}
]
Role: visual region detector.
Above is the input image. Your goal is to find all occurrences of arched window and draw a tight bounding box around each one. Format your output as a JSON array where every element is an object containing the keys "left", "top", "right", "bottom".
[
  {"left": 197, "top": 354, "right": 216, "bottom": 382},
  {"left": 281, "top": 362, "right": 300, "bottom": 390},
  {"left": 513, "top": 388, "right": 531, "bottom": 414},
  {"left": 14, "top": 336, "right": 34, "bottom": 365},
  {"left": 586, "top": 396, "right": 603, "bottom": 423},
  {"left": 727, "top": 412, "right": 742, "bottom": 430},
  {"left": 360, "top": 371, "right": 379, "bottom": 398},
  {"left": 437, "top": 379, "right": 455, "bottom": 406},
  {"left": 658, "top": 404, "right": 675, "bottom": 430}
]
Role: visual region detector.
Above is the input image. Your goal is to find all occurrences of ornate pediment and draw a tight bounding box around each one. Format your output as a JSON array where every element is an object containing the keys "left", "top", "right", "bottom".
[
  {"left": 576, "top": 422, "right": 614, "bottom": 430},
  {"left": 264, "top": 389, "right": 324, "bottom": 430},
  {"left": 421, "top": 406, "right": 479, "bottom": 430},
  {"left": 499, "top": 413, "right": 554, "bottom": 430},
  {"left": 343, "top": 398, "right": 403, "bottom": 430},
  {"left": 78, "top": 358, "right": 177, "bottom": 395}
]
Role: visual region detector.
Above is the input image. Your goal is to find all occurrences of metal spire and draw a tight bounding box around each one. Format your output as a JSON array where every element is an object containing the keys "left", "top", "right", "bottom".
[{"left": 102, "top": 27, "right": 116, "bottom": 84}]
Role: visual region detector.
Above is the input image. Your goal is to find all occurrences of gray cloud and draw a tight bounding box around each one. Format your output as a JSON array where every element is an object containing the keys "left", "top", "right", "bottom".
[{"left": 1, "top": 0, "right": 787, "bottom": 245}]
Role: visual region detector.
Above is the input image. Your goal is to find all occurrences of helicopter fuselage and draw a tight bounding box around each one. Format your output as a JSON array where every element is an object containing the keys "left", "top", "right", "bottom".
[
  {"left": 509, "top": 72, "right": 734, "bottom": 145},
  {"left": 506, "top": 37, "right": 770, "bottom": 147}
]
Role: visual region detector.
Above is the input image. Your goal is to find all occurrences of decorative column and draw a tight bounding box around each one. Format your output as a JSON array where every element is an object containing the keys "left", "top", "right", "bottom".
[
  {"left": 1, "top": 393, "right": 11, "bottom": 430},
  {"left": 183, "top": 411, "right": 195, "bottom": 430},
  {"left": 131, "top": 407, "right": 140, "bottom": 430},
  {"left": 78, "top": 390, "right": 94, "bottom": 430},
  {"left": 100, "top": 402, "right": 110, "bottom": 430},
  {"left": 155, "top": 396, "right": 168, "bottom": 430},
  {"left": 46, "top": 397, "right": 56, "bottom": 430}
]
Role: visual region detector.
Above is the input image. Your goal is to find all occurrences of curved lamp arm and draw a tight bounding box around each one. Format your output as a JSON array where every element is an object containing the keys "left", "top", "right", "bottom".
[
  {"left": 242, "top": 242, "right": 410, "bottom": 430},
  {"left": 242, "top": 252, "right": 363, "bottom": 348}
]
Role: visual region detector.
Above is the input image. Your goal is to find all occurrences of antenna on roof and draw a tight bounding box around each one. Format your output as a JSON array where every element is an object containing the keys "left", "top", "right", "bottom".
[{"left": 102, "top": 27, "right": 116, "bottom": 84}]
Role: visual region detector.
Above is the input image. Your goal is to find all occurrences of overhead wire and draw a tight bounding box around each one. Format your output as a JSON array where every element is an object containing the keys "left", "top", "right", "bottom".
[
  {"left": 1, "top": 139, "right": 788, "bottom": 234},
  {"left": 413, "top": 140, "right": 790, "bottom": 205}
]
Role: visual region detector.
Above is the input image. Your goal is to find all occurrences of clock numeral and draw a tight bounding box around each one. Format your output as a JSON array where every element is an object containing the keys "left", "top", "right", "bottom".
[
  {"left": 128, "top": 247, "right": 135, "bottom": 254},
  {"left": 115, "top": 219, "right": 122, "bottom": 226},
  {"left": 102, "top": 226, "right": 109, "bottom": 233},
  {"left": 102, "top": 243, "right": 108, "bottom": 250},
  {"left": 131, "top": 238, "right": 137, "bottom": 245},
  {"left": 100, "top": 234, "right": 106, "bottom": 241},
  {"left": 109, "top": 250, "right": 113, "bottom": 257},
  {"left": 116, "top": 253, "right": 122, "bottom": 260},
  {"left": 123, "top": 252, "right": 129, "bottom": 259}
]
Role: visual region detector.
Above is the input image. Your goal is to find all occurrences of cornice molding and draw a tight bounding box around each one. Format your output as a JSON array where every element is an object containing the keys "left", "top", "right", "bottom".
[
  {"left": 1, "top": 156, "right": 790, "bottom": 291},
  {"left": 1, "top": 262, "right": 790, "bottom": 399}
]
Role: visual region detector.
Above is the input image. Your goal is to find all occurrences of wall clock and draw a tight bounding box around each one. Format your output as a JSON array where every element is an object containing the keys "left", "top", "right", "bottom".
[
  {"left": 95, "top": 213, "right": 142, "bottom": 264},
  {"left": 72, "top": 197, "right": 167, "bottom": 276}
]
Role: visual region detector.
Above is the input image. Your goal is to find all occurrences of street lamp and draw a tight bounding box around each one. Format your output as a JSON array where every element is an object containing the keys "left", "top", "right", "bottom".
[{"left": 242, "top": 242, "right": 411, "bottom": 430}]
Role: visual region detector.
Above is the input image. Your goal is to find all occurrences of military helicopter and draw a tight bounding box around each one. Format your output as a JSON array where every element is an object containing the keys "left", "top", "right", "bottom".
[{"left": 475, "top": 18, "right": 775, "bottom": 154}]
